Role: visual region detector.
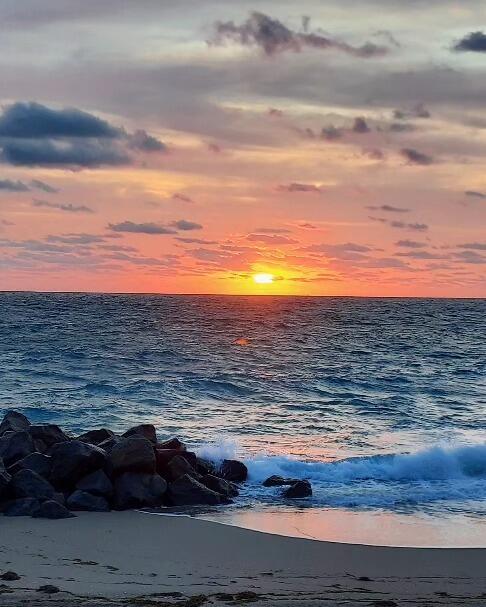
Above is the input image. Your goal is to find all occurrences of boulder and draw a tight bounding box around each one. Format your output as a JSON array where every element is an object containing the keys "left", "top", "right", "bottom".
[
  {"left": 50, "top": 441, "right": 106, "bottom": 488},
  {"left": 108, "top": 437, "right": 155, "bottom": 476},
  {"left": 67, "top": 490, "right": 110, "bottom": 512},
  {"left": 263, "top": 475, "right": 299, "bottom": 487},
  {"left": 0, "top": 458, "right": 11, "bottom": 496},
  {"left": 76, "top": 469, "right": 113, "bottom": 498},
  {"left": 168, "top": 473, "right": 223, "bottom": 506},
  {"left": 29, "top": 425, "right": 70, "bottom": 449},
  {"left": 122, "top": 424, "right": 157, "bottom": 444},
  {"left": 11, "top": 469, "right": 56, "bottom": 501},
  {"left": 156, "top": 449, "right": 197, "bottom": 477},
  {"left": 113, "top": 472, "right": 167, "bottom": 509},
  {"left": 97, "top": 435, "right": 121, "bottom": 452},
  {"left": 8, "top": 453, "right": 52, "bottom": 480},
  {"left": 283, "top": 480, "right": 312, "bottom": 498},
  {"left": 33, "top": 500, "right": 75, "bottom": 519},
  {"left": 157, "top": 437, "right": 185, "bottom": 451},
  {"left": 76, "top": 428, "right": 114, "bottom": 445},
  {"left": 201, "top": 474, "right": 239, "bottom": 498},
  {"left": 219, "top": 459, "right": 248, "bottom": 483},
  {"left": 0, "top": 430, "right": 34, "bottom": 466},
  {"left": 166, "top": 454, "right": 198, "bottom": 481},
  {"left": 0, "top": 411, "right": 30, "bottom": 436},
  {"left": 4, "top": 497, "right": 41, "bottom": 517},
  {"left": 195, "top": 458, "right": 216, "bottom": 476}
]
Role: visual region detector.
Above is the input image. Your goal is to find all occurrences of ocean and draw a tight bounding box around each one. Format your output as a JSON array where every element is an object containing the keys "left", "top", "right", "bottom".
[{"left": 1, "top": 292, "right": 485, "bottom": 546}]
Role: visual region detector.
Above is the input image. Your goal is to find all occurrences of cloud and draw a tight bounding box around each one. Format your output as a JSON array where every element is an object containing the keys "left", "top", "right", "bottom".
[
  {"left": 457, "top": 242, "right": 486, "bottom": 251},
  {"left": 128, "top": 129, "right": 166, "bottom": 153},
  {"left": 453, "top": 31, "right": 486, "bottom": 53},
  {"left": 465, "top": 190, "right": 486, "bottom": 199},
  {"left": 32, "top": 199, "right": 94, "bottom": 213},
  {"left": 210, "top": 12, "right": 388, "bottom": 59},
  {"left": 396, "top": 239, "right": 427, "bottom": 248},
  {"left": 367, "top": 204, "right": 409, "bottom": 213},
  {"left": 246, "top": 233, "right": 297, "bottom": 245},
  {"left": 370, "top": 216, "right": 428, "bottom": 231},
  {"left": 169, "top": 219, "right": 202, "bottom": 231},
  {"left": 0, "top": 178, "right": 29, "bottom": 192},
  {"left": 353, "top": 117, "right": 370, "bottom": 133},
  {"left": 278, "top": 182, "right": 322, "bottom": 193},
  {"left": 30, "top": 179, "right": 59, "bottom": 193},
  {"left": 400, "top": 148, "right": 434, "bottom": 165},
  {"left": 393, "top": 104, "right": 431, "bottom": 120},
  {"left": 176, "top": 237, "right": 217, "bottom": 245},
  {"left": 108, "top": 221, "right": 177, "bottom": 235},
  {"left": 321, "top": 126, "right": 343, "bottom": 140},
  {"left": 172, "top": 193, "right": 194, "bottom": 204},
  {"left": 47, "top": 233, "right": 107, "bottom": 245},
  {"left": 454, "top": 250, "right": 486, "bottom": 264},
  {"left": 0, "top": 101, "right": 120, "bottom": 138},
  {"left": 254, "top": 227, "right": 292, "bottom": 234}
]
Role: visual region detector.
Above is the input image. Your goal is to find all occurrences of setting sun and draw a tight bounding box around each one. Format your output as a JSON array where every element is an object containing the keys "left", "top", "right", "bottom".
[{"left": 253, "top": 273, "right": 275, "bottom": 285}]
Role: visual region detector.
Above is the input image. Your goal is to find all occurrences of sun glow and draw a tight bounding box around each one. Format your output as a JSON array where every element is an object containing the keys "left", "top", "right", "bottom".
[{"left": 253, "top": 273, "right": 275, "bottom": 284}]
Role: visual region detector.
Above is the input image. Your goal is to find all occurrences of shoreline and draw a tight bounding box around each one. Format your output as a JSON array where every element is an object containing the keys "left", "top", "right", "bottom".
[{"left": 1, "top": 511, "right": 485, "bottom": 606}]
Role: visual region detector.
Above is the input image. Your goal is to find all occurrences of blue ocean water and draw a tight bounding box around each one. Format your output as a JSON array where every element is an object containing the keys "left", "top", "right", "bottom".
[{"left": 0, "top": 292, "right": 485, "bottom": 528}]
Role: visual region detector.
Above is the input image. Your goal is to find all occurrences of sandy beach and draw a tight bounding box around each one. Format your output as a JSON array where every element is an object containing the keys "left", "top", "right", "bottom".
[{"left": 0, "top": 511, "right": 485, "bottom": 606}]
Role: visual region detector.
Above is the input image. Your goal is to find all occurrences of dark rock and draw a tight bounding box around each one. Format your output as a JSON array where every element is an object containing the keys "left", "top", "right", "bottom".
[
  {"left": 4, "top": 497, "right": 41, "bottom": 516},
  {"left": 156, "top": 449, "right": 197, "bottom": 477},
  {"left": 157, "top": 437, "right": 185, "bottom": 451},
  {"left": 50, "top": 441, "right": 106, "bottom": 488},
  {"left": 108, "top": 437, "right": 155, "bottom": 475},
  {"left": 0, "top": 431, "right": 34, "bottom": 466},
  {"left": 29, "top": 424, "right": 70, "bottom": 448},
  {"left": 283, "top": 480, "right": 312, "bottom": 498},
  {"left": 113, "top": 472, "right": 167, "bottom": 509},
  {"left": 122, "top": 424, "right": 157, "bottom": 444},
  {"left": 11, "top": 469, "right": 56, "bottom": 500},
  {"left": 201, "top": 474, "right": 239, "bottom": 498},
  {"left": 8, "top": 453, "right": 52, "bottom": 480},
  {"left": 37, "top": 585, "right": 60, "bottom": 594},
  {"left": 52, "top": 492, "right": 66, "bottom": 506},
  {"left": 263, "top": 475, "right": 298, "bottom": 487},
  {"left": 219, "top": 459, "right": 248, "bottom": 483},
  {"left": 195, "top": 458, "right": 216, "bottom": 476},
  {"left": 166, "top": 454, "right": 198, "bottom": 481},
  {"left": 76, "top": 469, "right": 113, "bottom": 498},
  {"left": 67, "top": 490, "right": 110, "bottom": 512},
  {"left": 76, "top": 428, "right": 114, "bottom": 445},
  {"left": 97, "top": 435, "right": 121, "bottom": 452},
  {"left": 0, "top": 571, "right": 20, "bottom": 581},
  {"left": 168, "top": 473, "right": 223, "bottom": 506},
  {"left": 33, "top": 500, "right": 75, "bottom": 519},
  {"left": 0, "top": 458, "right": 11, "bottom": 496},
  {"left": 0, "top": 411, "right": 30, "bottom": 436}
]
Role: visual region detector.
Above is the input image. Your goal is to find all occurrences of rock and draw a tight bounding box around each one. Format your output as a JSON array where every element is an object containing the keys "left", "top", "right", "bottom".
[
  {"left": 29, "top": 424, "right": 70, "bottom": 448},
  {"left": 283, "top": 480, "right": 312, "bottom": 498},
  {"left": 11, "top": 469, "right": 56, "bottom": 500},
  {"left": 0, "top": 430, "right": 34, "bottom": 466},
  {"left": 8, "top": 453, "right": 52, "bottom": 480},
  {"left": 52, "top": 492, "right": 66, "bottom": 506},
  {"left": 108, "top": 437, "right": 155, "bottom": 476},
  {"left": 113, "top": 472, "right": 167, "bottom": 509},
  {"left": 4, "top": 497, "right": 41, "bottom": 516},
  {"left": 219, "top": 459, "right": 248, "bottom": 483},
  {"left": 157, "top": 437, "right": 186, "bottom": 451},
  {"left": 0, "top": 458, "right": 11, "bottom": 496},
  {"left": 263, "top": 475, "right": 298, "bottom": 487},
  {"left": 33, "top": 500, "right": 75, "bottom": 519},
  {"left": 166, "top": 454, "right": 198, "bottom": 481},
  {"left": 97, "top": 435, "right": 121, "bottom": 452},
  {"left": 0, "top": 411, "right": 30, "bottom": 436},
  {"left": 37, "top": 584, "right": 60, "bottom": 594},
  {"left": 201, "top": 474, "right": 239, "bottom": 498},
  {"left": 122, "top": 424, "right": 157, "bottom": 444},
  {"left": 50, "top": 441, "right": 106, "bottom": 488},
  {"left": 76, "top": 469, "right": 113, "bottom": 498},
  {"left": 76, "top": 428, "right": 114, "bottom": 445},
  {"left": 195, "top": 458, "right": 216, "bottom": 476},
  {"left": 0, "top": 571, "right": 20, "bottom": 581},
  {"left": 156, "top": 449, "right": 197, "bottom": 477},
  {"left": 67, "top": 490, "right": 110, "bottom": 512},
  {"left": 168, "top": 473, "right": 223, "bottom": 506}
]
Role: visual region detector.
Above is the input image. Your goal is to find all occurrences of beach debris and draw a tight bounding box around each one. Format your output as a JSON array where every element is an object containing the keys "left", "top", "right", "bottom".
[
  {"left": 0, "top": 572, "right": 20, "bottom": 581},
  {"left": 33, "top": 499, "right": 76, "bottom": 519},
  {"left": 262, "top": 475, "right": 299, "bottom": 487},
  {"left": 219, "top": 459, "right": 248, "bottom": 482},
  {"left": 282, "top": 480, "right": 312, "bottom": 498},
  {"left": 37, "top": 584, "right": 60, "bottom": 594},
  {"left": 67, "top": 489, "right": 110, "bottom": 512}
]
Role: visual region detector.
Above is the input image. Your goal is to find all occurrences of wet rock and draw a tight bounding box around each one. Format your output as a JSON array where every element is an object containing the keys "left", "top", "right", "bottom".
[
  {"left": 0, "top": 571, "right": 20, "bottom": 581},
  {"left": 0, "top": 411, "right": 30, "bottom": 436},
  {"left": 8, "top": 453, "right": 52, "bottom": 480},
  {"left": 201, "top": 474, "right": 239, "bottom": 498},
  {"left": 108, "top": 437, "right": 155, "bottom": 475},
  {"left": 113, "top": 472, "right": 167, "bottom": 509},
  {"left": 97, "top": 435, "right": 121, "bottom": 452},
  {"left": 283, "top": 480, "right": 312, "bottom": 498},
  {"left": 263, "top": 475, "right": 298, "bottom": 487},
  {"left": 166, "top": 454, "right": 198, "bottom": 481},
  {"left": 50, "top": 441, "right": 106, "bottom": 488},
  {"left": 0, "top": 458, "right": 11, "bottom": 496},
  {"left": 33, "top": 499, "right": 75, "bottom": 519},
  {"left": 67, "top": 490, "right": 110, "bottom": 512},
  {"left": 122, "top": 424, "right": 157, "bottom": 444},
  {"left": 4, "top": 497, "right": 41, "bottom": 516},
  {"left": 29, "top": 424, "right": 70, "bottom": 449},
  {"left": 156, "top": 449, "right": 197, "bottom": 478},
  {"left": 195, "top": 458, "right": 216, "bottom": 476},
  {"left": 157, "top": 437, "right": 186, "bottom": 451},
  {"left": 37, "top": 584, "right": 60, "bottom": 594},
  {"left": 168, "top": 473, "right": 223, "bottom": 506},
  {"left": 76, "top": 428, "right": 114, "bottom": 445},
  {"left": 11, "top": 469, "right": 56, "bottom": 501},
  {"left": 76, "top": 469, "right": 113, "bottom": 498},
  {"left": 0, "top": 431, "right": 34, "bottom": 466},
  {"left": 219, "top": 459, "right": 248, "bottom": 483}
]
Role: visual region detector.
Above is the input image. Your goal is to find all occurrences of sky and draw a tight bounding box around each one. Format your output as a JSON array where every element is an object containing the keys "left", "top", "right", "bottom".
[{"left": 0, "top": 1, "right": 485, "bottom": 296}]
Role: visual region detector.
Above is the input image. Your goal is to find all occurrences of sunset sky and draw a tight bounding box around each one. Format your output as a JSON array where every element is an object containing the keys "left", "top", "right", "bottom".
[{"left": 0, "top": 1, "right": 486, "bottom": 296}]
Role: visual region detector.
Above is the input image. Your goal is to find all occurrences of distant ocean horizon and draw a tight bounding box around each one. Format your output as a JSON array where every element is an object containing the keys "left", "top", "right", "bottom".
[{"left": 1, "top": 292, "right": 485, "bottom": 545}]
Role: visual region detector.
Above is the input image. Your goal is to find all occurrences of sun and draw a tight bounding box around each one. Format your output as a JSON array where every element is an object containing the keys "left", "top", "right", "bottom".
[{"left": 253, "top": 273, "right": 275, "bottom": 285}]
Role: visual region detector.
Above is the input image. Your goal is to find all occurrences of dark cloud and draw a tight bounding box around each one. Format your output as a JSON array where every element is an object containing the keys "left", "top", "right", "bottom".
[
  {"left": 400, "top": 148, "right": 434, "bottom": 165},
  {"left": 321, "top": 126, "right": 343, "bottom": 140},
  {"left": 169, "top": 219, "right": 202, "bottom": 231},
  {"left": 0, "top": 102, "right": 120, "bottom": 139},
  {"left": 278, "top": 182, "right": 322, "bottom": 193},
  {"left": 388, "top": 122, "right": 415, "bottom": 132},
  {"left": 370, "top": 216, "right": 428, "bottom": 231},
  {"left": 453, "top": 31, "right": 486, "bottom": 53},
  {"left": 47, "top": 233, "right": 108, "bottom": 245},
  {"left": 247, "top": 233, "right": 297, "bottom": 245},
  {"left": 396, "top": 239, "right": 427, "bottom": 248},
  {"left": 465, "top": 190, "right": 486, "bottom": 199},
  {"left": 172, "top": 193, "right": 194, "bottom": 204},
  {"left": 30, "top": 179, "right": 59, "bottom": 193},
  {"left": 457, "top": 242, "right": 486, "bottom": 251},
  {"left": 254, "top": 227, "right": 292, "bottom": 234},
  {"left": 176, "top": 237, "right": 217, "bottom": 245},
  {"left": 367, "top": 204, "right": 409, "bottom": 213},
  {"left": 210, "top": 12, "right": 388, "bottom": 59},
  {"left": 128, "top": 129, "right": 166, "bottom": 153},
  {"left": 32, "top": 199, "right": 94, "bottom": 213},
  {"left": 396, "top": 250, "right": 445, "bottom": 260},
  {"left": 108, "top": 221, "right": 177, "bottom": 235},
  {"left": 0, "top": 178, "right": 29, "bottom": 192},
  {"left": 353, "top": 117, "right": 370, "bottom": 133},
  {"left": 393, "top": 104, "right": 431, "bottom": 120},
  {"left": 454, "top": 250, "right": 486, "bottom": 264}
]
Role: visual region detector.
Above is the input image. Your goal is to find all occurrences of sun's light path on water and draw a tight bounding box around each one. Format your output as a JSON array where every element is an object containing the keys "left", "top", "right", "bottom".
[{"left": 253, "top": 273, "right": 274, "bottom": 284}]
